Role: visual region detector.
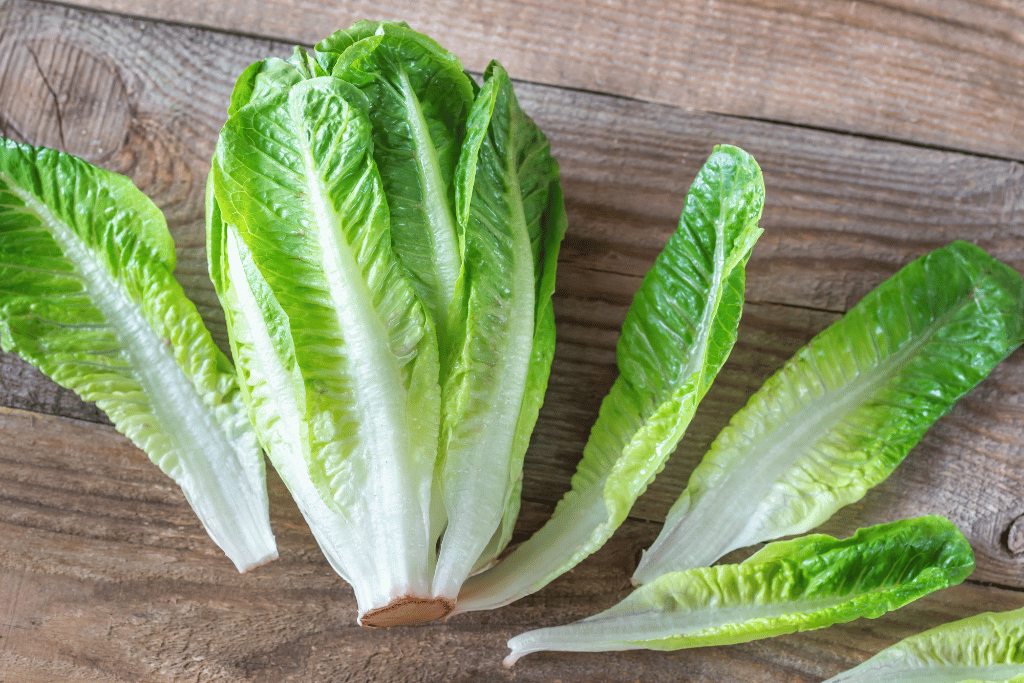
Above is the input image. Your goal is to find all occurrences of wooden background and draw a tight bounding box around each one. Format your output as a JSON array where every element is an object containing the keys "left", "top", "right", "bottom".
[{"left": 1, "top": 0, "right": 1023, "bottom": 680}]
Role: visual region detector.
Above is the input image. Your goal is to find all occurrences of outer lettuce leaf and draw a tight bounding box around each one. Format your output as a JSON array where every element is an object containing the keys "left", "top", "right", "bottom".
[
  {"left": 824, "top": 607, "right": 1024, "bottom": 683},
  {"left": 431, "top": 62, "right": 566, "bottom": 598},
  {"left": 0, "top": 138, "right": 276, "bottom": 571},
  {"left": 210, "top": 77, "right": 441, "bottom": 618},
  {"left": 455, "top": 145, "right": 764, "bottom": 614},
  {"left": 504, "top": 516, "right": 974, "bottom": 665},
  {"left": 634, "top": 241, "right": 1024, "bottom": 582},
  {"left": 316, "top": 21, "right": 476, "bottom": 337}
]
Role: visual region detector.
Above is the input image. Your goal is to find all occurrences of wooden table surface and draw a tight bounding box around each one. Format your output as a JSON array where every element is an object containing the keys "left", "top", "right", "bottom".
[{"left": 1, "top": 1, "right": 1023, "bottom": 681}]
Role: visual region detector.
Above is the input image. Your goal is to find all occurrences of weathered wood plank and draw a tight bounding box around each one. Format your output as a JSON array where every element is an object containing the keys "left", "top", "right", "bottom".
[
  {"left": 47, "top": 0, "right": 1024, "bottom": 161},
  {"left": 1, "top": 407, "right": 1022, "bottom": 682}
]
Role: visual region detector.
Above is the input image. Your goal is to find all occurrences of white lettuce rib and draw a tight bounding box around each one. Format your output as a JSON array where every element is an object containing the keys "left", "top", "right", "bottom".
[{"left": 504, "top": 591, "right": 850, "bottom": 666}]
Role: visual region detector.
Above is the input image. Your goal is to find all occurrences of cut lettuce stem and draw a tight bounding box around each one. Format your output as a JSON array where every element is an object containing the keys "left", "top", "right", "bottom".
[
  {"left": 0, "top": 139, "right": 277, "bottom": 572},
  {"left": 454, "top": 144, "right": 764, "bottom": 615},
  {"left": 504, "top": 516, "right": 974, "bottom": 666},
  {"left": 633, "top": 240, "right": 1024, "bottom": 584},
  {"left": 823, "top": 607, "right": 1024, "bottom": 683}
]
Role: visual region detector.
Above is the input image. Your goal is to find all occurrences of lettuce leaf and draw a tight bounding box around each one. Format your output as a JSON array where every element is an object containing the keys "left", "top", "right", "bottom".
[
  {"left": 211, "top": 76, "right": 442, "bottom": 621},
  {"left": 824, "top": 607, "right": 1024, "bottom": 683},
  {"left": 505, "top": 516, "right": 974, "bottom": 665},
  {"left": 431, "top": 61, "right": 566, "bottom": 597},
  {"left": 634, "top": 241, "right": 1024, "bottom": 582},
  {"left": 0, "top": 138, "right": 277, "bottom": 572},
  {"left": 316, "top": 20, "right": 476, "bottom": 338},
  {"left": 455, "top": 144, "right": 764, "bottom": 614}
]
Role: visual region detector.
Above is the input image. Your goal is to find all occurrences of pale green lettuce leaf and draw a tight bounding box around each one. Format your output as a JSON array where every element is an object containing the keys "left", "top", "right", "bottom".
[
  {"left": 456, "top": 145, "right": 764, "bottom": 614},
  {"left": 431, "top": 61, "right": 566, "bottom": 598},
  {"left": 634, "top": 241, "right": 1024, "bottom": 582},
  {"left": 316, "top": 21, "right": 476, "bottom": 337},
  {"left": 824, "top": 607, "right": 1024, "bottom": 683},
  {"left": 505, "top": 516, "right": 974, "bottom": 665},
  {"left": 0, "top": 138, "right": 276, "bottom": 572},
  {"left": 210, "top": 77, "right": 441, "bottom": 618}
]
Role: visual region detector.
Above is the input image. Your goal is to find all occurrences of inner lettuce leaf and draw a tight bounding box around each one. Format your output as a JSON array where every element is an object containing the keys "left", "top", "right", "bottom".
[
  {"left": 823, "top": 606, "right": 1024, "bottom": 683},
  {"left": 504, "top": 516, "right": 974, "bottom": 666},
  {"left": 633, "top": 241, "right": 1024, "bottom": 583},
  {"left": 0, "top": 138, "right": 277, "bottom": 572},
  {"left": 455, "top": 144, "right": 764, "bottom": 614},
  {"left": 431, "top": 61, "right": 567, "bottom": 599},
  {"left": 209, "top": 23, "right": 565, "bottom": 624},
  {"left": 317, "top": 20, "right": 477, "bottom": 339}
]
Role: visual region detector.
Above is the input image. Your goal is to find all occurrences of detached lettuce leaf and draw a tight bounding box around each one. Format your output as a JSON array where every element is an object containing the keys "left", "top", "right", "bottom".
[
  {"left": 505, "top": 516, "right": 974, "bottom": 665},
  {"left": 210, "top": 77, "right": 442, "bottom": 620},
  {"left": 824, "top": 607, "right": 1024, "bottom": 683},
  {"left": 456, "top": 145, "right": 764, "bottom": 614},
  {"left": 634, "top": 241, "right": 1024, "bottom": 582},
  {"left": 0, "top": 138, "right": 277, "bottom": 572}
]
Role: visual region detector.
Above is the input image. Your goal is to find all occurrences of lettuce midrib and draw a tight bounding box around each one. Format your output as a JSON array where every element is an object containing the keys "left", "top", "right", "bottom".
[{"left": 397, "top": 65, "right": 461, "bottom": 321}]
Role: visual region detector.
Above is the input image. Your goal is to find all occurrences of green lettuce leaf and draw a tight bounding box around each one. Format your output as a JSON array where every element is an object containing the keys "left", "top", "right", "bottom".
[
  {"left": 824, "top": 607, "right": 1024, "bottom": 683},
  {"left": 431, "top": 61, "right": 566, "bottom": 598},
  {"left": 505, "top": 516, "right": 974, "bottom": 665},
  {"left": 634, "top": 241, "right": 1024, "bottom": 582},
  {"left": 316, "top": 21, "right": 476, "bottom": 337},
  {"left": 0, "top": 138, "right": 276, "bottom": 572},
  {"left": 455, "top": 145, "right": 764, "bottom": 614},
  {"left": 210, "top": 77, "right": 441, "bottom": 619}
]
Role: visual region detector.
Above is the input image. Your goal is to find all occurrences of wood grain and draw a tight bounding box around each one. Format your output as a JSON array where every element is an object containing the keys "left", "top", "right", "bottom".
[
  {"left": 1, "top": 407, "right": 1022, "bottom": 682},
  {"left": 1, "top": 0, "right": 1023, "bottom": 680},
  {"left": 52, "top": 0, "right": 1024, "bottom": 161}
]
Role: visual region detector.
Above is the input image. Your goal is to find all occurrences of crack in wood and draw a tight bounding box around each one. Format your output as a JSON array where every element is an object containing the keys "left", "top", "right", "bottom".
[{"left": 23, "top": 43, "right": 67, "bottom": 152}]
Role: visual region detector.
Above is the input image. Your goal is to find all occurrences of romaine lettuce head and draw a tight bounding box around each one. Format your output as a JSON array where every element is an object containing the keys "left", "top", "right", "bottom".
[{"left": 208, "top": 22, "right": 565, "bottom": 625}]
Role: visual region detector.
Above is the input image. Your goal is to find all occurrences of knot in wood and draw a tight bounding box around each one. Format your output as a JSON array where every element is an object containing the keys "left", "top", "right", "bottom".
[
  {"left": 1005, "top": 514, "right": 1024, "bottom": 556},
  {"left": 0, "top": 36, "right": 130, "bottom": 161}
]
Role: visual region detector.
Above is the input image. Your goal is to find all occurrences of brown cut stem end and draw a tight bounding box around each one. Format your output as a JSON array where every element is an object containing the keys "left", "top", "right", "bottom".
[{"left": 360, "top": 596, "right": 455, "bottom": 628}]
